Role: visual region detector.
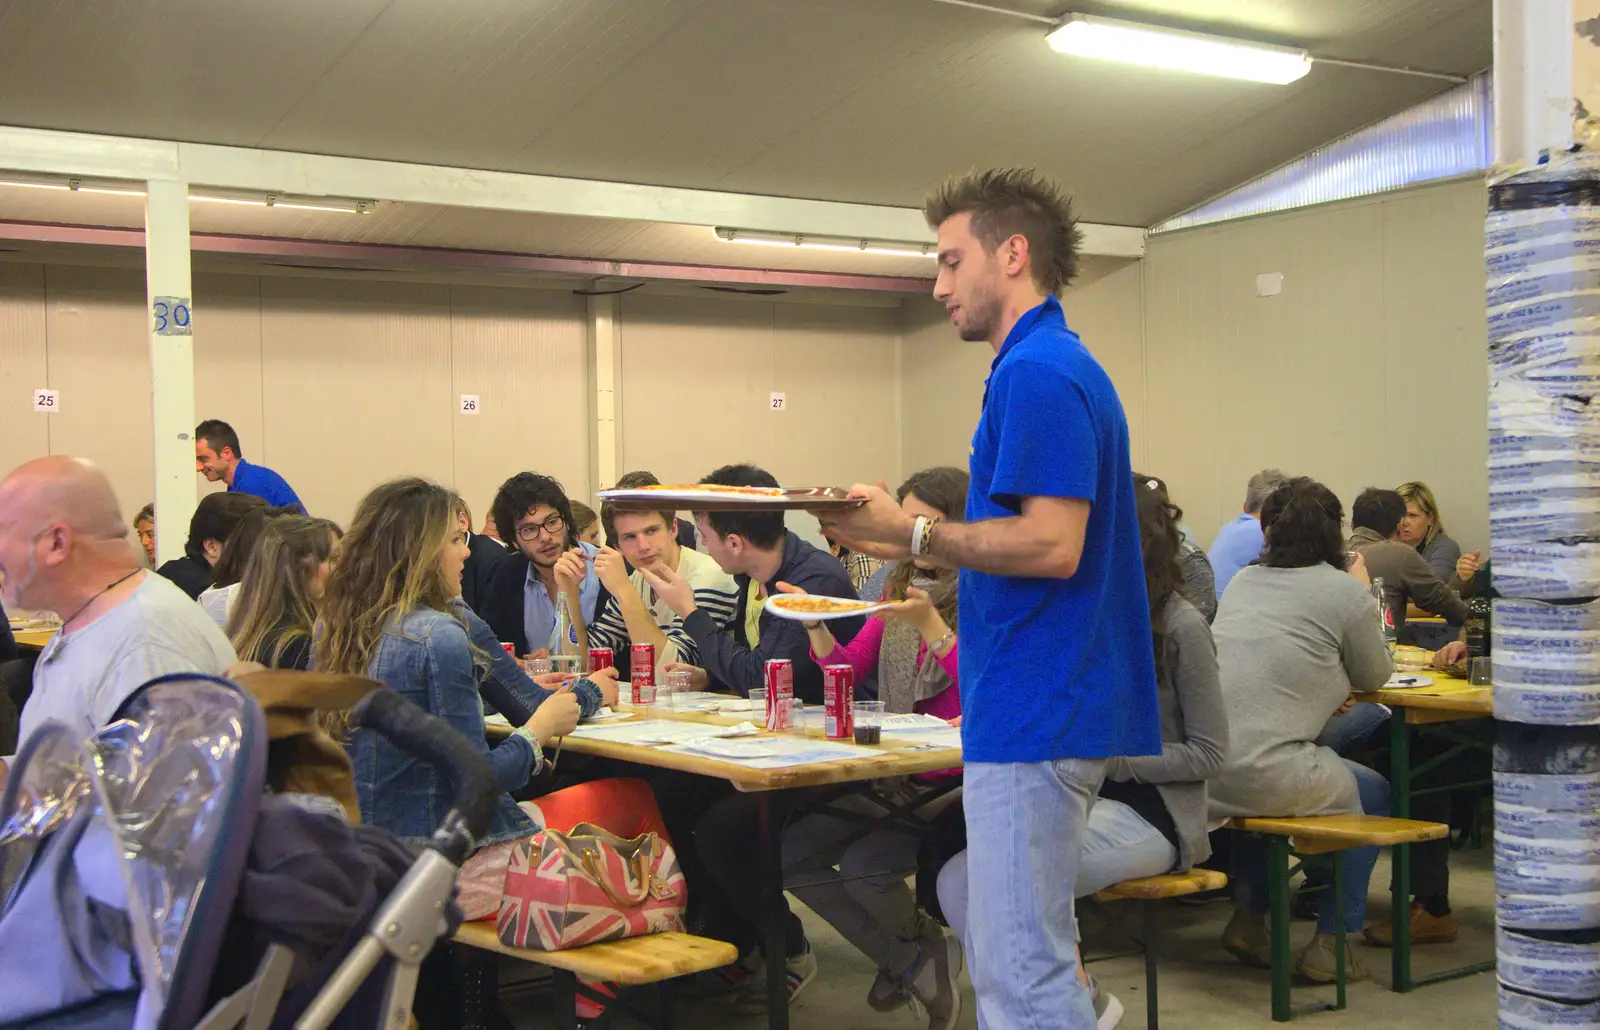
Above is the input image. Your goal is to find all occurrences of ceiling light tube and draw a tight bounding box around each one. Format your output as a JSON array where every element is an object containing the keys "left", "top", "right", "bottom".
[
  {"left": 1046, "top": 13, "right": 1311, "bottom": 85},
  {"left": 714, "top": 226, "right": 936, "bottom": 258}
]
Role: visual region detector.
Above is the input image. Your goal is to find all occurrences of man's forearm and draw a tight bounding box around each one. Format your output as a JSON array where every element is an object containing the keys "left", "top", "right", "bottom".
[{"left": 928, "top": 515, "right": 1079, "bottom": 579}]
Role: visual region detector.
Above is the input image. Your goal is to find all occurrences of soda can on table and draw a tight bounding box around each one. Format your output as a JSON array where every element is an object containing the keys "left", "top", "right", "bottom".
[
  {"left": 630, "top": 643, "right": 656, "bottom": 705},
  {"left": 588, "top": 648, "right": 614, "bottom": 674},
  {"left": 764, "top": 659, "right": 794, "bottom": 732},
  {"left": 500, "top": 642, "right": 516, "bottom": 658},
  {"left": 823, "top": 665, "right": 854, "bottom": 740}
]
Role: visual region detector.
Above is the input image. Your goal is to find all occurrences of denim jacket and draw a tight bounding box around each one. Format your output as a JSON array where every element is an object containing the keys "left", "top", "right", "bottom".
[
  {"left": 450, "top": 598, "right": 602, "bottom": 724},
  {"left": 352, "top": 606, "right": 538, "bottom": 849}
]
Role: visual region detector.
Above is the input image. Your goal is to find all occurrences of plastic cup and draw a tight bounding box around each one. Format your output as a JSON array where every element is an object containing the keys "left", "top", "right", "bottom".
[
  {"left": 852, "top": 700, "right": 885, "bottom": 746},
  {"left": 1469, "top": 656, "right": 1492, "bottom": 686},
  {"left": 785, "top": 698, "right": 811, "bottom": 736},
  {"left": 749, "top": 688, "right": 768, "bottom": 725},
  {"left": 664, "top": 670, "right": 693, "bottom": 711},
  {"left": 523, "top": 657, "right": 553, "bottom": 678}
]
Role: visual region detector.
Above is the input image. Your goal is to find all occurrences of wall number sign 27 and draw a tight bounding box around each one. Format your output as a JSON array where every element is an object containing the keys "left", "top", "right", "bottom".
[{"left": 152, "top": 296, "right": 193, "bottom": 336}]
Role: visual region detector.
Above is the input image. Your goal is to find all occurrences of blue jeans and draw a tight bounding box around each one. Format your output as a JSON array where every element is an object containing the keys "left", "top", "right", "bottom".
[
  {"left": 959, "top": 759, "right": 1105, "bottom": 1030},
  {"left": 1232, "top": 759, "right": 1390, "bottom": 933},
  {"left": 1315, "top": 702, "right": 1390, "bottom": 757},
  {"left": 938, "top": 798, "right": 1178, "bottom": 944}
]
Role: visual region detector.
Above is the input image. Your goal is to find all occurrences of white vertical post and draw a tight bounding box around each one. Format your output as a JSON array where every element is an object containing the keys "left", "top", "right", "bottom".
[
  {"left": 587, "top": 293, "right": 622, "bottom": 492},
  {"left": 1492, "top": 0, "right": 1574, "bottom": 167},
  {"left": 144, "top": 179, "right": 196, "bottom": 566}
]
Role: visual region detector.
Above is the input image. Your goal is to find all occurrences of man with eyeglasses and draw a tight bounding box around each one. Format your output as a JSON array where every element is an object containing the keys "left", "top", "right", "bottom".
[{"left": 480, "top": 473, "right": 600, "bottom": 659}]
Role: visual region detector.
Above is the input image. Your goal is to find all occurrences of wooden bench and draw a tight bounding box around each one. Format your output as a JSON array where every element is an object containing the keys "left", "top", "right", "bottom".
[
  {"left": 452, "top": 920, "right": 737, "bottom": 1030},
  {"left": 1088, "top": 868, "right": 1229, "bottom": 1030},
  {"left": 1223, "top": 815, "right": 1449, "bottom": 1022}
]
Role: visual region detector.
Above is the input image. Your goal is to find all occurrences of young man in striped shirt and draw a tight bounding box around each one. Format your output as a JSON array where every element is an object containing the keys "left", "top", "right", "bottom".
[{"left": 588, "top": 504, "right": 739, "bottom": 672}]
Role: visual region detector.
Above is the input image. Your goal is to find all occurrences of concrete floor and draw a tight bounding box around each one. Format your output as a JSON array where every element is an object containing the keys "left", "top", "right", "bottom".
[{"left": 507, "top": 844, "right": 1498, "bottom": 1029}]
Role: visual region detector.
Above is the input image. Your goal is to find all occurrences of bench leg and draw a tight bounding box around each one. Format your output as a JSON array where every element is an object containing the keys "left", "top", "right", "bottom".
[
  {"left": 657, "top": 980, "right": 675, "bottom": 1030},
  {"left": 759, "top": 791, "right": 791, "bottom": 1030},
  {"left": 552, "top": 969, "right": 579, "bottom": 1030},
  {"left": 1143, "top": 901, "right": 1160, "bottom": 1030},
  {"left": 1390, "top": 711, "right": 1414, "bottom": 993},
  {"left": 1268, "top": 834, "right": 1293, "bottom": 1022},
  {"left": 1333, "top": 852, "right": 1347, "bottom": 1011}
]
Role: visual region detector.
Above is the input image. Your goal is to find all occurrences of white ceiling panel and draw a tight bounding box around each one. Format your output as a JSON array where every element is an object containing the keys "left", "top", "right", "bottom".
[{"left": 0, "top": 0, "right": 1490, "bottom": 227}]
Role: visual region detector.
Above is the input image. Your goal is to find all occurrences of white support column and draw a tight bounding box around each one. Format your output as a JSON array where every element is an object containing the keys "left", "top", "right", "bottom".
[
  {"left": 144, "top": 179, "right": 196, "bottom": 566},
  {"left": 1493, "top": 0, "right": 1575, "bottom": 167},
  {"left": 587, "top": 294, "right": 623, "bottom": 493}
]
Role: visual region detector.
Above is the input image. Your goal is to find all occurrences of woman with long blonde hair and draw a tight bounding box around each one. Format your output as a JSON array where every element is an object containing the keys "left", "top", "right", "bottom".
[
  {"left": 313, "top": 478, "right": 588, "bottom": 855},
  {"left": 225, "top": 515, "right": 340, "bottom": 669},
  {"left": 1395, "top": 481, "right": 1476, "bottom": 587}
]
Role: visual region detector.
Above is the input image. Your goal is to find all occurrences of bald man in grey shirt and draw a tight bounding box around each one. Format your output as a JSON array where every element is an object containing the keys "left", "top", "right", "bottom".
[{"left": 0, "top": 457, "right": 235, "bottom": 768}]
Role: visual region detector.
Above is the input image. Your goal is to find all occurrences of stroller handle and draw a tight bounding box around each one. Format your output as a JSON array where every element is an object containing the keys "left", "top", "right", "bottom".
[{"left": 350, "top": 688, "right": 498, "bottom": 859}]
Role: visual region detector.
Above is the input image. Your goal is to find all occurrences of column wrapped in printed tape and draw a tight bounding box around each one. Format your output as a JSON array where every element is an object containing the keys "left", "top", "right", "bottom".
[{"left": 1493, "top": 598, "right": 1600, "bottom": 724}]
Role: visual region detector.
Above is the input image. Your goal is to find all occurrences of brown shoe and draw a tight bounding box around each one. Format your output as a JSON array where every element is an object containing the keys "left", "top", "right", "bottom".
[
  {"left": 1363, "top": 903, "right": 1458, "bottom": 947},
  {"left": 1295, "top": 934, "right": 1370, "bottom": 984},
  {"left": 1221, "top": 908, "right": 1272, "bottom": 969}
]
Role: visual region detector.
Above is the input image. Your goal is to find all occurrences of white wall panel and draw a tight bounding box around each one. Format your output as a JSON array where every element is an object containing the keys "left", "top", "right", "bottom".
[
  {"left": 0, "top": 263, "right": 49, "bottom": 484},
  {"left": 449, "top": 284, "right": 589, "bottom": 519}
]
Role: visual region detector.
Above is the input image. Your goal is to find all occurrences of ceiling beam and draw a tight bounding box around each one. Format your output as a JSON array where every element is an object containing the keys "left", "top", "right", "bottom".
[
  {"left": 0, "top": 124, "right": 1147, "bottom": 259},
  {"left": 0, "top": 220, "right": 937, "bottom": 294}
]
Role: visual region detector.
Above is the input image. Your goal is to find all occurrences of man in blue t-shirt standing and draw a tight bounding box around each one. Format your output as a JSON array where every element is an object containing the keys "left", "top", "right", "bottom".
[
  {"left": 194, "top": 419, "right": 305, "bottom": 514},
  {"left": 818, "top": 169, "right": 1160, "bottom": 1030}
]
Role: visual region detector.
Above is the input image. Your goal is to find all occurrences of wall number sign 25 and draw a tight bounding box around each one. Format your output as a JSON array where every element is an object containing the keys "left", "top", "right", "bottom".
[
  {"left": 32, "top": 388, "right": 60, "bottom": 413},
  {"left": 152, "top": 296, "right": 193, "bottom": 336}
]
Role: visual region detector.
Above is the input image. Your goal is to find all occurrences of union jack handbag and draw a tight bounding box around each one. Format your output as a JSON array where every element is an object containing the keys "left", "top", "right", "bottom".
[{"left": 496, "top": 822, "right": 687, "bottom": 950}]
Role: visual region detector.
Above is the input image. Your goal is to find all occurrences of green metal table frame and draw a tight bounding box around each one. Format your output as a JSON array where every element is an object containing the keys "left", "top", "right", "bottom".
[{"left": 1386, "top": 709, "right": 1496, "bottom": 992}]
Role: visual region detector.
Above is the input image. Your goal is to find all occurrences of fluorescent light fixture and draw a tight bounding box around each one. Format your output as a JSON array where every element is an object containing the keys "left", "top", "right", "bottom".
[
  {"left": 0, "top": 175, "right": 370, "bottom": 213},
  {"left": 714, "top": 226, "right": 936, "bottom": 258},
  {"left": 189, "top": 192, "right": 372, "bottom": 214},
  {"left": 0, "top": 177, "right": 144, "bottom": 196},
  {"left": 1046, "top": 13, "right": 1311, "bottom": 85}
]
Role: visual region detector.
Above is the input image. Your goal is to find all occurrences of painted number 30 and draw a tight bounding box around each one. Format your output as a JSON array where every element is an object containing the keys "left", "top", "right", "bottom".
[{"left": 152, "top": 298, "right": 193, "bottom": 336}]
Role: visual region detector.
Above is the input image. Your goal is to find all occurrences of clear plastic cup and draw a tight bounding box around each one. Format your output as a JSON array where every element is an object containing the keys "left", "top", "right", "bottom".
[
  {"left": 550, "top": 654, "right": 583, "bottom": 677},
  {"left": 851, "top": 700, "right": 885, "bottom": 746},
  {"left": 785, "top": 698, "right": 811, "bottom": 736},
  {"left": 1469, "top": 656, "right": 1493, "bottom": 686},
  {"left": 523, "top": 657, "right": 553, "bottom": 678},
  {"left": 749, "top": 688, "right": 768, "bottom": 726},
  {"left": 663, "top": 669, "right": 693, "bottom": 711}
]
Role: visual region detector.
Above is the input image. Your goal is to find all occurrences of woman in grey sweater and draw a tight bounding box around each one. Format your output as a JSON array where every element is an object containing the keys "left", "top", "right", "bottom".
[
  {"left": 936, "top": 476, "right": 1227, "bottom": 1026},
  {"left": 1207, "top": 477, "right": 1393, "bottom": 984},
  {"left": 936, "top": 474, "right": 1228, "bottom": 927}
]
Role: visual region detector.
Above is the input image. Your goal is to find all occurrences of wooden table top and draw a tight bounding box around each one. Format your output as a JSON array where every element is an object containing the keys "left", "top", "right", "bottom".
[
  {"left": 13, "top": 628, "right": 56, "bottom": 652},
  {"left": 493, "top": 704, "right": 962, "bottom": 792}
]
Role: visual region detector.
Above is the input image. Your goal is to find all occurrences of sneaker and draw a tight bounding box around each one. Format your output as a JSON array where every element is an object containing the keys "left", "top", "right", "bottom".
[
  {"left": 1220, "top": 908, "right": 1272, "bottom": 970},
  {"left": 867, "top": 968, "right": 909, "bottom": 1012},
  {"left": 1363, "top": 903, "right": 1459, "bottom": 947},
  {"left": 1294, "top": 933, "right": 1369, "bottom": 984},
  {"left": 1088, "top": 975, "right": 1124, "bottom": 1030},
  {"left": 733, "top": 944, "right": 818, "bottom": 1013},
  {"left": 905, "top": 929, "right": 963, "bottom": 1030}
]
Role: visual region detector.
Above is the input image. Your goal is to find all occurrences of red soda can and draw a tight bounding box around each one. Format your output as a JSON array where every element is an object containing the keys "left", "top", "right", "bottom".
[
  {"left": 823, "top": 665, "right": 854, "bottom": 740},
  {"left": 764, "top": 659, "right": 793, "bottom": 732},
  {"left": 588, "top": 648, "right": 614, "bottom": 674},
  {"left": 500, "top": 642, "right": 516, "bottom": 657},
  {"left": 630, "top": 643, "right": 656, "bottom": 704}
]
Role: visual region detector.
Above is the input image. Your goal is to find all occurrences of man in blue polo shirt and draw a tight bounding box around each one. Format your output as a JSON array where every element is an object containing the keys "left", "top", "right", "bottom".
[
  {"left": 817, "top": 169, "right": 1159, "bottom": 1030},
  {"left": 1207, "top": 467, "right": 1287, "bottom": 600},
  {"left": 195, "top": 419, "right": 304, "bottom": 513}
]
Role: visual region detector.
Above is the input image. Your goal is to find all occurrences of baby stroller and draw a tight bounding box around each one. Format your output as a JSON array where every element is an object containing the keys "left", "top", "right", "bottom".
[{"left": 0, "top": 671, "right": 498, "bottom": 1030}]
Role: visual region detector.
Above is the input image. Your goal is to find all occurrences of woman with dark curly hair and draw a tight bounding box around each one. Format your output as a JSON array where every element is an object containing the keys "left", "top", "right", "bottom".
[{"left": 1206, "top": 476, "right": 1393, "bottom": 984}]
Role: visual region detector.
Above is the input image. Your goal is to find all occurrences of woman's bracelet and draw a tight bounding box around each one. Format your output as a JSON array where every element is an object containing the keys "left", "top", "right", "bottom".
[{"left": 928, "top": 628, "right": 956, "bottom": 654}]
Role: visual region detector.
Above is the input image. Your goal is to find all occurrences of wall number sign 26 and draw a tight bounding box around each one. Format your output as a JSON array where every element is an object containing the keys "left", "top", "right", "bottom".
[{"left": 152, "top": 296, "right": 193, "bottom": 336}]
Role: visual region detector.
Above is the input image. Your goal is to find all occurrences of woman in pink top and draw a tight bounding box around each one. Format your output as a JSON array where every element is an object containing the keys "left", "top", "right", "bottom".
[{"left": 780, "top": 467, "right": 968, "bottom": 1028}]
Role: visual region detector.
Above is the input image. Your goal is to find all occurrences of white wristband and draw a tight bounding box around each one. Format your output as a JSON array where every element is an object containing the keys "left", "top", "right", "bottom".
[{"left": 911, "top": 515, "right": 930, "bottom": 556}]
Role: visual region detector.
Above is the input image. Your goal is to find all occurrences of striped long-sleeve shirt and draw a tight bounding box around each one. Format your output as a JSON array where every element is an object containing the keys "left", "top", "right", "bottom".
[{"left": 586, "top": 546, "right": 740, "bottom": 670}]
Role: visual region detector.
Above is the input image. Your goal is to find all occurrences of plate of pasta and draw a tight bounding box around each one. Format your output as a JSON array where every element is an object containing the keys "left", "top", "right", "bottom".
[{"left": 764, "top": 594, "right": 893, "bottom": 621}]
